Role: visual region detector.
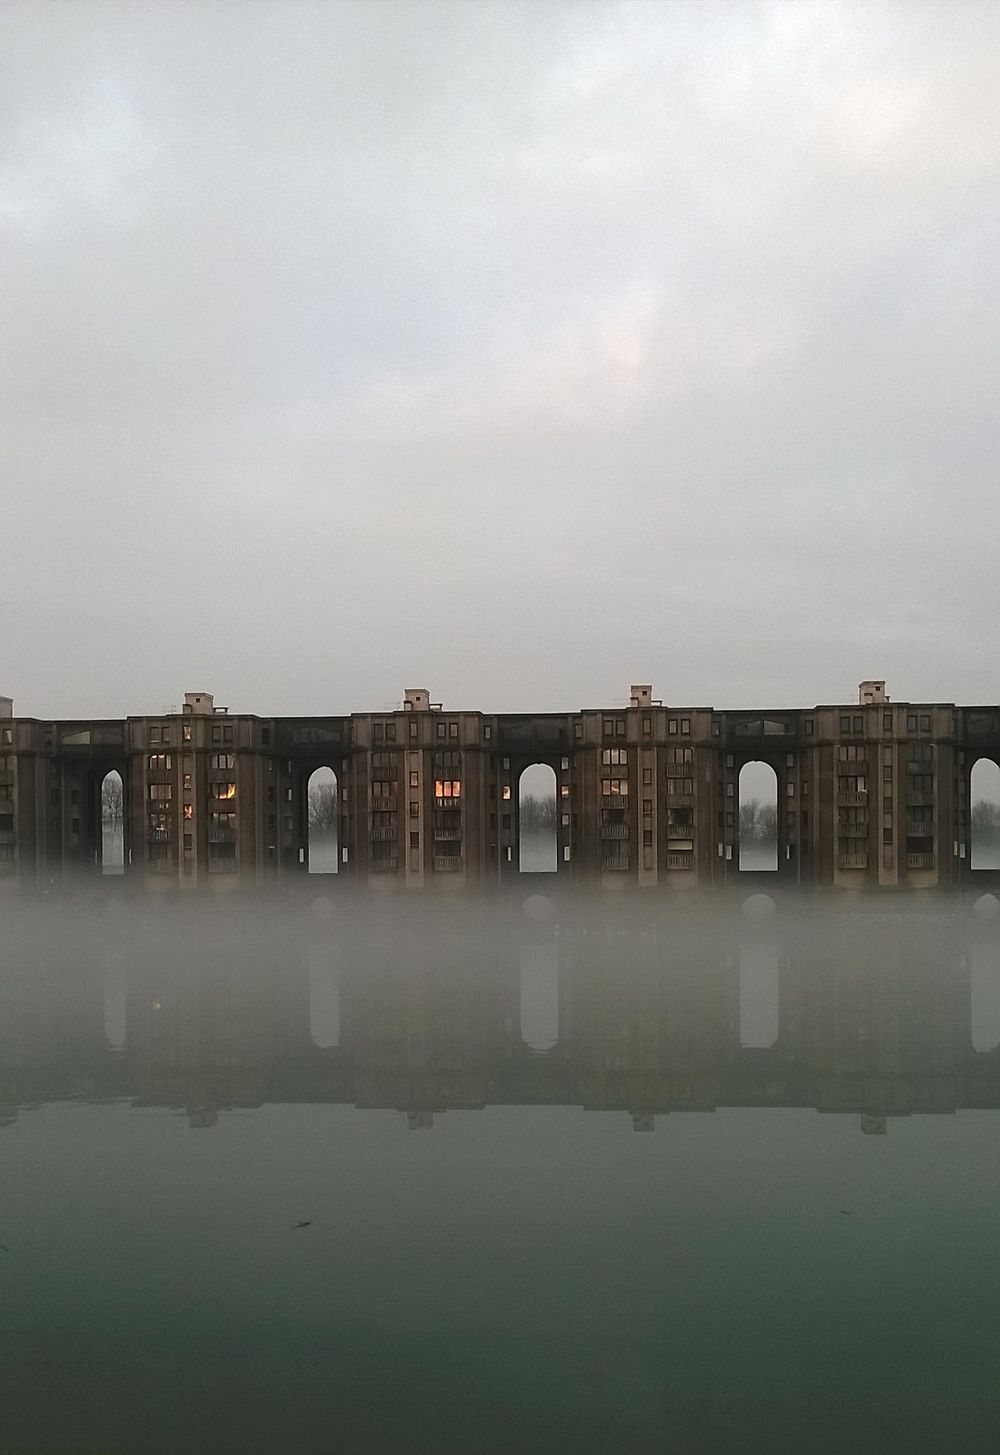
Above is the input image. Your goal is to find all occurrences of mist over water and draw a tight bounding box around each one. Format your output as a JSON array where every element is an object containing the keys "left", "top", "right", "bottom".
[{"left": 3, "top": 892, "right": 1000, "bottom": 1453}]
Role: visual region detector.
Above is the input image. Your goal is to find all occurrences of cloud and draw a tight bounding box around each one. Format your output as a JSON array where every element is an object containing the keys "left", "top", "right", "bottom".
[{"left": 2, "top": 0, "right": 998, "bottom": 717}]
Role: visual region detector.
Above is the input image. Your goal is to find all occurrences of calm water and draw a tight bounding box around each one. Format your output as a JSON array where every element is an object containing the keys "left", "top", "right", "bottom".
[{"left": 3, "top": 895, "right": 1000, "bottom": 1453}]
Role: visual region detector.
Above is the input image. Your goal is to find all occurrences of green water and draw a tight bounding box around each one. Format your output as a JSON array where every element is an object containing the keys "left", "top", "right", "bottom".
[{"left": 4, "top": 902, "right": 1000, "bottom": 1453}]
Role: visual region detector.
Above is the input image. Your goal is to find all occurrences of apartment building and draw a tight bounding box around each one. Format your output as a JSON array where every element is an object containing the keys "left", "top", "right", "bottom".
[{"left": 1, "top": 682, "right": 998, "bottom": 894}]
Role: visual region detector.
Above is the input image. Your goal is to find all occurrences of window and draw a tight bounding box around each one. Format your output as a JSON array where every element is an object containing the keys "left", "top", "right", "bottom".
[
  {"left": 385, "top": 722, "right": 396, "bottom": 743},
  {"left": 643, "top": 799, "right": 652, "bottom": 814},
  {"left": 601, "top": 748, "right": 628, "bottom": 766},
  {"left": 148, "top": 784, "right": 172, "bottom": 800},
  {"left": 883, "top": 712, "right": 892, "bottom": 732},
  {"left": 561, "top": 757, "right": 570, "bottom": 770},
  {"left": 222, "top": 724, "right": 233, "bottom": 745},
  {"left": 853, "top": 716, "right": 863, "bottom": 734},
  {"left": 409, "top": 771, "right": 419, "bottom": 788},
  {"left": 0, "top": 728, "right": 11, "bottom": 746},
  {"left": 436, "top": 721, "right": 446, "bottom": 739},
  {"left": 920, "top": 715, "right": 931, "bottom": 732},
  {"left": 212, "top": 783, "right": 237, "bottom": 801},
  {"left": 374, "top": 723, "right": 383, "bottom": 742},
  {"left": 210, "top": 754, "right": 235, "bottom": 770},
  {"left": 642, "top": 767, "right": 652, "bottom": 784},
  {"left": 840, "top": 716, "right": 851, "bottom": 734},
  {"left": 643, "top": 830, "right": 653, "bottom": 846},
  {"left": 574, "top": 722, "right": 583, "bottom": 740},
  {"left": 148, "top": 754, "right": 172, "bottom": 770},
  {"left": 603, "top": 719, "right": 613, "bottom": 736},
  {"left": 183, "top": 773, "right": 192, "bottom": 791},
  {"left": 484, "top": 724, "right": 492, "bottom": 741},
  {"left": 410, "top": 832, "right": 419, "bottom": 849},
  {"left": 907, "top": 715, "right": 917, "bottom": 732},
  {"left": 409, "top": 719, "right": 418, "bottom": 740},
  {"left": 182, "top": 723, "right": 192, "bottom": 743},
  {"left": 560, "top": 785, "right": 570, "bottom": 798},
  {"left": 183, "top": 804, "right": 193, "bottom": 820},
  {"left": 502, "top": 785, "right": 511, "bottom": 801},
  {"left": 669, "top": 719, "right": 678, "bottom": 735},
  {"left": 805, "top": 720, "right": 814, "bottom": 735},
  {"left": 642, "top": 716, "right": 651, "bottom": 735},
  {"left": 409, "top": 801, "right": 419, "bottom": 818},
  {"left": 149, "top": 726, "right": 160, "bottom": 744},
  {"left": 211, "top": 725, "right": 222, "bottom": 743},
  {"left": 615, "top": 720, "right": 625, "bottom": 736},
  {"left": 448, "top": 722, "right": 458, "bottom": 740},
  {"left": 601, "top": 778, "right": 628, "bottom": 796},
  {"left": 434, "top": 779, "right": 461, "bottom": 802}
]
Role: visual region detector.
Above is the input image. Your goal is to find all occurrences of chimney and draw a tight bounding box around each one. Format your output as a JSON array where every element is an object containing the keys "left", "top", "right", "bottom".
[
  {"left": 858, "top": 680, "right": 888, "bottom": 706},
  {"left": 0, "top": 696, "right": 12, "bottom": 720},
  {"left": 404, "top": 688, "right": 431, "bottom": 712},
  {"left": 630, "top": 684, "right": 653, "bottom": 708}
]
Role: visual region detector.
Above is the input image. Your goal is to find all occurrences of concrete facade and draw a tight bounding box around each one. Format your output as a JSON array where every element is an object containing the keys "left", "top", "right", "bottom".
[{"left": 1, "top": 683, "right": 999, "bottom": 893}]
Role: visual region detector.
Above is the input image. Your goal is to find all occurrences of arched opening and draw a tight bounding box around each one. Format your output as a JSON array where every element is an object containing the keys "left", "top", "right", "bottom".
[
  {"left": 103, "top": 949, "right": 126, "bottom": 1049},
  {"left": 519, "top": 943, "right": 559, "bottom": 1050},
  {"left": 100, "top": 769, "right": 125, "bottom": 875},
  {"left": 307, "top": 767, "right": 339, "bottom": 874},
  {"left": 970, "top": 759, "right": 1000, "bottom": 870},
  {"left": 739, "top": 944, "right": 779, "bottom": 1048},
  {"left": 308, "top": 944, "right": 340, "bottom": 1048},
  {"left": 738, "top": 762, "right": 777, "bottom": 871},
  {"left": 518, "top": 763, "right": 557, "bottom": 873},
  {"left": 971, "top": 944, "right": 1000, "bottom": 1052}
]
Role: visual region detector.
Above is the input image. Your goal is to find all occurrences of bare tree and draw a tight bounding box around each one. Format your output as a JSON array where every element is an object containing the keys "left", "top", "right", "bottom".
[
  {"left": 520, "top": 794, "right": 557, "bottom": 832},
  {"left": 101, "top": 775, "right": 124, "bottom": 830},
  {"left": 739, "top": 797, "right": 777, "bottom": 844},
  {"left": 972, "top": 799, "right": 1000, "bottom": 844},
  {"left": 309, "top": 783, "right": 340, "bottom": 834}
]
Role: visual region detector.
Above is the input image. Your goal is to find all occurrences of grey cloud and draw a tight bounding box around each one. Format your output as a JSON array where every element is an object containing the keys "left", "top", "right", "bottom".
[{"left": 2, "top": 0, "right": 998, "bottom": 718}]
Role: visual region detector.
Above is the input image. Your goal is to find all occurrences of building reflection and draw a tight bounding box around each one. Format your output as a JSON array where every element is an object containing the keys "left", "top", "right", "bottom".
[{"left": 2, "top": 905, "right": 1000, "bottom": 1132}]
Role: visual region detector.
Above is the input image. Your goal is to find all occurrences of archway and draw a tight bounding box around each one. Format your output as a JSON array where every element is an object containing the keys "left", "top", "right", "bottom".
[
  {"left": 970, "top": 759, "right": 1000, "bottom": 870},
  {"left": 518, "top": 763, "right": 557, "bottom": 873},
  {"left": 738, "top": 762, "right": 777, "bottom": 871},
  {"left": 307, "top": 767, "right": 339, "bottom": 874},
  {"left": 100, "top": 769, "right": 125, "bottom": 875},
  {"left": 739, "top": 944, "right": 779, "bottom": 1048},
  {"left": 308, "top": 943, "right": 340, "bottom": 1048},
  {"left": 520, "top": 943, "right": 559, "bottom": 1050},
  {"left": 971, "top": 944, "right": 1000, "bottom": 1053}
]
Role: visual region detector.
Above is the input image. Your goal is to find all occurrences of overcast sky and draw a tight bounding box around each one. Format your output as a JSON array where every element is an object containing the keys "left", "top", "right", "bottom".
[{"left": 3, "top": 0, "right": 998, "bottom": 720}]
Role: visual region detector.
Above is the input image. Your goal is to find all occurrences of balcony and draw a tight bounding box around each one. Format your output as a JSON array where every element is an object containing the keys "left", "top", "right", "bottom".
[
  {"left": 666, "top": 853, "right": 694, "bottom": 869},
  {"left": 0, "top": 830, "right": 14, "bottom": 845},
  {"left": 666, "top": 825, "right": 694, "bottom": 839},
  {"left": 600, "top": 823, "right": 629, "bottom": 839},
  {"left": 905, "top": 790, "right": 933, "bottom": 806},
  {"left": 665, "top": 792, "right": 694, "bottom": 807},
  {"left": 433, "top": 828, "right": 462, "bottom": 841},
  {"left": 369, "top": 827, "right": 397, "bottom": 841},
  {"left": 905, "top": 820, "right": 934, "bottom": 838},
  {"left": 906, "top": 761, "right": 934, "bottom": 774},
  {"left": 433, "top": 855, "right": 463, "bottom": 872},
  {"left": 370, "top": 858, "right": 398, "bottom": 874},
  {"left": 838, "top": 853, "right": 868, "bottom": 870},
  {"left": 837, "top": 791, "right": 868, "bottom": 807},
  {"left": 906, "top": 852, "right": 935, "bottom": 870},
  {"left": 370, "top": 797, "right": 397, "bottom": 813}
]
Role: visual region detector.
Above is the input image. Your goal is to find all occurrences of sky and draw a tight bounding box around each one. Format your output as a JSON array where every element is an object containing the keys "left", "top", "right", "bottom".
[{"left": 3, "top": 0, "right": 998, "bottom": 721}]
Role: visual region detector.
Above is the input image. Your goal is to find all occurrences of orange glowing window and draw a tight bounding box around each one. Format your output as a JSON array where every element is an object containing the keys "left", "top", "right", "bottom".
[
  {"left": 183, "top": 804, "right": 194, "bottom": 820},
  {"left": 218, "top": 783, "right": 236, "bottom": 801}
]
